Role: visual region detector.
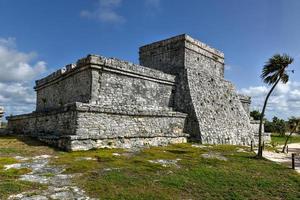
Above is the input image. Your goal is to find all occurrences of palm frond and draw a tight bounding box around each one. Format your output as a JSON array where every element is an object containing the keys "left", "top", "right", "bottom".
[
  {"left": 280, "top": 73, "right": 289, "bottom": 84},
  {"left": 260, "top": 54, "right": 293, "bottom": 85}
]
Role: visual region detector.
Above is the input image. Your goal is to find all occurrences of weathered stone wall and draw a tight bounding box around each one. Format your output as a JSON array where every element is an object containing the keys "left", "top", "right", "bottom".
[
  {"left": 7, "top": 109, "right": 78, "bottom": 136},
  {"left": 186, "top": 69, "right": 253, "bottom": 144},
  {"left": 7, "top": 103, "right": 187, "bottom": 151},
  {"left": 184, "top": 49, "right": 224, "bottom": 78},
  {"left": 184, "top": 40, "right": 224, "bottom": 78},
  {"left": 251, "top": 120, "right": 271, "bottom": 143},
  {"left": 139, "top": 34, "right": 224, "bottom": 77},
  {"left": 36, "top": 68, "right": 92, "bottom": 111},
  {"left": 67, "top": 136, "right": 187, "bottom": 151},
  {"left": 91, "top": 70, "right": 175, "bottom": 111},
  {"left": 139, "top": 35, "right": 185, "bottom": 75},
  {"left": 139, "top": 34, "right": 254, "bottom": 145},
  {"left": 9, "top": 54, "right": 186, "bottom": 151},
  {"left": 239, "top": 95, "right": 251, "bottom": 117},
  {"left": 35, "top": 55, "right": 176, "bottom": 112},
  {"left": 75, "top": 104, "right": 186, "bottom": 138}
]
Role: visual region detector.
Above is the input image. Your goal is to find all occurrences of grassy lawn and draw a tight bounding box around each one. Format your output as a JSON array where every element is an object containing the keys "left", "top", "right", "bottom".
[
  {"left": 0, "top": 136, "right": 52, "bottom": 199},
  {"left": 271, "top": 133, "right": 300, "bottom": 145},
  {"left": 0, "top": 136, "right": 300, "bottom": 199}
]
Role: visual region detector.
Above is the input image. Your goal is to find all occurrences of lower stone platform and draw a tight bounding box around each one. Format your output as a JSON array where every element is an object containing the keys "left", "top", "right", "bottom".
[
  {"left": 251, "top": 120, "right": 271, "bottom": 144},
  {"left": 7, "top": 103, "right": 188, "bottom": 151},
  {"left": 40, "top": 135, "right": 187, "bottom": 151}
]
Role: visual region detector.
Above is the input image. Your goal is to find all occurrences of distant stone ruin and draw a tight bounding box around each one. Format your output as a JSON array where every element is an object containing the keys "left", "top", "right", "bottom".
[
  {"left": 7, "top": 34, "right": 266, "bottom": 151},
  {"left": 0, "top": 107, "right": 4, "bottom": 128}
]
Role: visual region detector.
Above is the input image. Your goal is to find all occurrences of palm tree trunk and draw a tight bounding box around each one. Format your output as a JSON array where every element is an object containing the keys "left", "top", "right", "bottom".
[
  {"left": 257, "top": 78, "right": 281, "bottom": 158},
  {"left": 281, "top": 123, "right": 298, "bottom": 153}
]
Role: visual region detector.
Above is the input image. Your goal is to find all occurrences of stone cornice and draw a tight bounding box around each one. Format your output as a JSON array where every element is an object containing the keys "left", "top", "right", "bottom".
[
  {"left": 35, "top": 55, "right": 176, "bottom": 90},
  {"left": 139, "top": 34, "right": 224, "bottom": 59},
  {"left": 6, "top": 102, "right": 187, "bottom": 120}
]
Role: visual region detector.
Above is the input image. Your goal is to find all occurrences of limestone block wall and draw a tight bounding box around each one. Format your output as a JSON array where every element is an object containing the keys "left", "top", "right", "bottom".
[
  {"left": 184, "top": 40, "right": 224, "bottom": 78},
  {"left": 7, "top": 103, "right": 187, "bottom": 151},
  {"left": 139, "top": 35, "right": 185, "bottom": 75},
  {"left": 139, "top": 34, "right": 224, "bottom": 77},
  {"left": 76, "top": 106, "right": 186, "bottom": 139},
  {"left": 239, "top": 95, "right": 251, "bottom": 117},
  {"left": 7, "top": 108, "right": 78, "bottom": 136},
  {"left": 36, "top": 68, "right": 92, "bottom": 111},
  {"left": 186, "top": 69, "right": 253, "bottom": 144},
  {"left": 139, "top": 34, "right": 254, "bottom": 145},
  {"left": 88, "top": 55, "right": 177, "bottom": 111},
  {"left": 35, "top": 55, "right": 176, "bottom": 112},
  {"left": 90, "top": 69, "right": 174, "bottom": 111},
  {"left": 74, "top": 103, "right": 187, "bottom": 151},
  {"left": 251, "top": 120, "right": 271, "bottom": 143},
  {"left": 8, "top": 54, "right": 187, "bottom": 151}
]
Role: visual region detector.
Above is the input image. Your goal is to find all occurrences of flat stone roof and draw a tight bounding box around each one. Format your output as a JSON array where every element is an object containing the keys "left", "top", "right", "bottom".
[
  {"left": 35, "top": 55, "right": 176, "bottom": 89},
  {"left": 139, "top": 34, "right": 224, "bottom": 58}
]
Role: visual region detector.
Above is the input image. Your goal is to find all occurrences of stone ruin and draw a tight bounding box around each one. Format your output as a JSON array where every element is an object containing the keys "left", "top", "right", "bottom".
[
  {"left": 7, "top": 34, "right": 267, "bottom": 151},
  {"left": 0, "top": 107, "right": 4, "bottom": 128}
]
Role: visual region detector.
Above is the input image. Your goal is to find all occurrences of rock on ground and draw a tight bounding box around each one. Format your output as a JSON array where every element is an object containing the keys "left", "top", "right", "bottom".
[{"left": 5, "top": 155, "right": 97, "bottom": 200}]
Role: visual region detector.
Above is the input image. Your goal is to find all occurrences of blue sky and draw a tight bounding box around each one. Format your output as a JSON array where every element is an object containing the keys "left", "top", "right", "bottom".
[{"left": 0, "top": 0, "right": 300, "bottom": 120}]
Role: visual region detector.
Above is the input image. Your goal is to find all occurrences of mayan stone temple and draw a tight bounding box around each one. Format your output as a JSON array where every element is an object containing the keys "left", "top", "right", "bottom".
[{"left": 7, "top": 34, "right": 262, "bottom": 151}]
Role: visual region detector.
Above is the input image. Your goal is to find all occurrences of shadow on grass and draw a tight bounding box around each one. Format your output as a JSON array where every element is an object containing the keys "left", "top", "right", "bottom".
[
  {"left": 166, "top": 149, "right": 192, "bottom": 154},
  {"left": 0, "top": 134, "right": 61, "bottom": 152}
]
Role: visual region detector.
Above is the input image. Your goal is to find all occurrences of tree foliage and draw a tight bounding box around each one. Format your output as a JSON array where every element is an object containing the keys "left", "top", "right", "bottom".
[
  {"left": 282, "top": 117, "right": 300, "bottom": 153},
  {"left": 250, "top": 110, "right": 261, "bottom": 120},
  {"left": 264, "top": 116, "right": 287, "bottom": 136},
  {"left": 257, "top": 54, "right": 293, "bottom": 158}
]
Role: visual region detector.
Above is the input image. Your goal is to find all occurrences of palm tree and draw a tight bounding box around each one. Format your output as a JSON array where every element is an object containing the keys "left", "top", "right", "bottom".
[
  {"left": 257, "top": 54, "right": 294, "bottom": 159},
  {"left": 281, "top": 117, "right": 300, "bottom": 153}
]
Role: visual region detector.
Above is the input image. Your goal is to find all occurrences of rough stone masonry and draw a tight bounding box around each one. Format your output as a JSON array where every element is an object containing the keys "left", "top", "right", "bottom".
[{"left": 7, "top": 34, "right": 265, "bottom": 151}]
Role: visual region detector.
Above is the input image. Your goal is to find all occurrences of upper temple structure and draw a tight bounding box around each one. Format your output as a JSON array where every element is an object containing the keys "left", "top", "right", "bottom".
[{"left": 7, "top": 34, "right": 267, "bottom": 151}]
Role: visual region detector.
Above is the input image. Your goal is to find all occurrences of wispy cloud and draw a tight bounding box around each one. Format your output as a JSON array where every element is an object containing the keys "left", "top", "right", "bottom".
[
  {"left": 144, "top": 0, "right": 161, "bottom": 9},
  {"left": 0, "top": 37, "right": 47, "bottom": 118},
  {"left": 224, "top": 64, "right": 232, "bottom": 71},
  {"left": 80, "top": 0, "right": 125, "bottom": 24},
  {"left": 240, "top": 81, "right": 300, "bottom": 119}
]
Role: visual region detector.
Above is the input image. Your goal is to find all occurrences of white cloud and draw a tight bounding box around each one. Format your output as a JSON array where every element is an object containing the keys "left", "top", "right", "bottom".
[
  {"left": 0, "top": 82, "right": 36, "bottom": 117},
  {"left": 240, "top": 86, "right": 268, "bottom": 97},
  {"left": 0, "top": 38, "right": 47, "bottom": 82},
  {"left": 240, "top": 81, "right": 300, "bottom": 119},
  {"left": 0, "top": 37, "right": 47, "bottom": 119},
  {"left": 80, "top": 0, "right": 125, "bottom": 24}
]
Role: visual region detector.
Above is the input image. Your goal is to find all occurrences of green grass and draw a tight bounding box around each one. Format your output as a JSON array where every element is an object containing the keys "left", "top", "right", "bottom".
[
  {"left": 0, "top": 136, "right": 300, "bottom": 199},
  {"left": 271, "top": 133, "right": 300, "bottom": 145},
  {"left": 0, "top": 156, "right": 45, "bottom": 199},
  {"left": 0, "top": 136, "right": 52, "bottom": 199}
]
